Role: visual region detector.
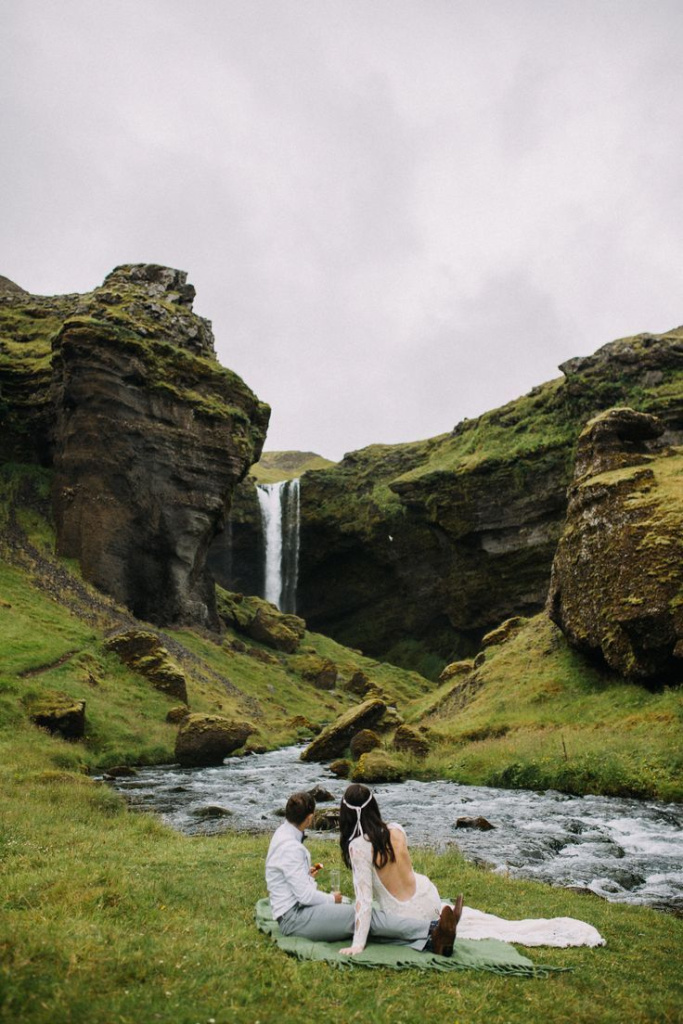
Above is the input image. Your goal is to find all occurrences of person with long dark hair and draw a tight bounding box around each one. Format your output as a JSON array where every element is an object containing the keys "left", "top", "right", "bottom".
[
  {"left": 339, "top": 783, "right": 463, "bottom": 956},
  {"left": 338, "top": 783, "right": 606, "bottom": 953}
]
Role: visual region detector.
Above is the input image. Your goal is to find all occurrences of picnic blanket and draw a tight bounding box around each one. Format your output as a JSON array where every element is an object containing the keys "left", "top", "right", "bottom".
[{"left": 255, "top": 900, "right": 567, "bottom": 977}]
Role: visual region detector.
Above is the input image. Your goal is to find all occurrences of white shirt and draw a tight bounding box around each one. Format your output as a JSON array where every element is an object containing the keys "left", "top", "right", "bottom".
[{"left": 265, "top": 820, "right": 335, "bottom": 919}]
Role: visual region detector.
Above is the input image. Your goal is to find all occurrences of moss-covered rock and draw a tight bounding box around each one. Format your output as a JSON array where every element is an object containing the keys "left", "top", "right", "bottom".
[
  {"left": 349, "top": 729, "right": 381, "bottom": 760},
  {"left": 482, "top": 617, "right": 527, "bottom": 648},
  {"left": 1, "top": 265, "right": 269, "bottom": 628},
  {"left": 548, "top": 409, "right": 683, "bottom": 683},
  {"left": 25, "top": 691, "right": 86, "bottom": 739},
  {"left": 392, "top": 724, "right": 429, "bottom": 758},
  {"left": 175, "top": 714, "right": 253, "bottom": 767},
  {"left": 289, "top": 327, "right": 683, "bottom": 670},
  {"left": 300, "top": 698, "right": 386, "bottom": 762},
  {"left": 438, "top": 660, "right": 475, "bottom": 682},
  {"left": 216, "top": 590, "right": 305, "bottom": 653},
  {"left": 105, "top": 630, "right": 188, "bottom": 703},
  {"left": 329, "top": 758, "right": 351, "bottom": 778},
  {"left": 288, "top": 654, "right": 338, "bottom": 689},
  {"left": 352, "top": 750, "right": 405, "bottom": 783}
]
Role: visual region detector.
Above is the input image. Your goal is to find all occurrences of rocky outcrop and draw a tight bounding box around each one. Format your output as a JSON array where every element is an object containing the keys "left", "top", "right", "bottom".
[
  {"left": 0, "top": 265, "right": 269, "bottom": 628},
  {"left": 175, "top": 713, "right": 253, "bottom": 767},
  {"left": 349, "top": 728, "right": 381, "bottom": 759},
  {"left": 548, "top": 408, "right": 683, "bottom": 683},
  {"left": 299, "top": 697, "right": 386, "bottom": 762},
  {"left": 105, "top": 630, "right": 188, "bottom": 702},
  {"left": 392, "top": 724, "right": 429, "bottom": 758},
  {"left": 288, "top": 654, "right": 338, "bottom": 689},
  {"left": 26, "top": 691, "right": 86, "bottom": 739},
  {"left": 292, "top": 329, "right": 683, "bottom": 671},
  {"left": 217, "top": 590, "right": 305, "bottom": 653},
  {"left": 351, "top": 750, "right": 405, "bottom": 783}
]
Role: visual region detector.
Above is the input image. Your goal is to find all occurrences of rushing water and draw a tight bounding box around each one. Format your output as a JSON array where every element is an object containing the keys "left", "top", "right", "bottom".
[
  {"left": 256, "top": 479, "right": 300, "bottom": 612},
  {"left": 108, "top": 745, "right": 683, "bottom": 913}
]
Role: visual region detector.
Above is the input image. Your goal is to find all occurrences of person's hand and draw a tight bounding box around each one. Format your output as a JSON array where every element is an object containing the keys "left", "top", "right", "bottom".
[
  {"left": 333, "top": 891, "right": 343, "bottom": 904},
  {"left": 339, "top": 945, "right": 363, "bottom": 956},
  {"left": 310, "top": 862, "right": 323, "bottom": 877}
]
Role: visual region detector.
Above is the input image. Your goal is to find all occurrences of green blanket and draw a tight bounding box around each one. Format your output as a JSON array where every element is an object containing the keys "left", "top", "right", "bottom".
[{"left": 255, "top": 900, "right": 565, "bottom": 977}]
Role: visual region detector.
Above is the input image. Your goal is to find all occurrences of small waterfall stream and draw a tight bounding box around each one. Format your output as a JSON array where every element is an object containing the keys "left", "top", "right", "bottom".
[{"left": 256, "top": 478, "right": 300, "bottom": 612}]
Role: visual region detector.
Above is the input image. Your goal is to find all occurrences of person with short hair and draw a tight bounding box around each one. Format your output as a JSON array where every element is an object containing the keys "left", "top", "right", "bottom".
[{"left": 265, "top": 790, "right": 458, "bottom": 954}]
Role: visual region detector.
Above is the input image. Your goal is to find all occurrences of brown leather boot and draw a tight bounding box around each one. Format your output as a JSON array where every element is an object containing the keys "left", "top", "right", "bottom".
[{"left": 430, "top": 904, "right": 456, "bottom": 957}]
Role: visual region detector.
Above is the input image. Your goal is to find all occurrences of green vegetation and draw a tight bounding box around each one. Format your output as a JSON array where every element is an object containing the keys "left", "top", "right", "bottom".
[
  {"left": 249, "top": 450, "right": 336, "bottom": 484},
  {"left": 406, "top": 614, "right": 683, "bottom": 802},
  {"left": 1, "top": 761, "right": 682, "bottom": 1024}
]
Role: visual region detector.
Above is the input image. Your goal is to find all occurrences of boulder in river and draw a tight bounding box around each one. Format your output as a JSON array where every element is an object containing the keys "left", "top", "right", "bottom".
[
  {"left": 308, "top": 785, "right": 335, "bottom": 802},
  {"left": 455, "top": 816, "right": 495, "bottom": 831},
  {"left": 175, "top": 714, "right": 252, "bottom": 767},
  {"left": 349, "top": 729, "right": 381, "bottom": 760},
  {"left": 352, "top": 750, "right": 405, "bottom": 784},
  {"left": 300, "top": 698, "right": 386, "bottom": 762}
]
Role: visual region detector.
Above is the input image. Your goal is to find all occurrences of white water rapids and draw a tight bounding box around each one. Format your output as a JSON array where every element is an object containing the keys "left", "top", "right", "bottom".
[{"left": 109, "top": 745, "right": 683, "bottom": 913}]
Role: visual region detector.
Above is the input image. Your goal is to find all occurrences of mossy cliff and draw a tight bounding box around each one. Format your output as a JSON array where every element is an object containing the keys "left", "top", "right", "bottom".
[
  {"left": 296, "top": 328, "right": 683, "bottom": 672},
  {"left": 548, "top": 408, "right": 683, "bottom": 683},
  {"left": 0, "top": 264, "right": 270, "bottom": 627}
]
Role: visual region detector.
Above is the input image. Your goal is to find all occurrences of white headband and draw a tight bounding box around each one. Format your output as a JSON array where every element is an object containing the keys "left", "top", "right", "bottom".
[{"left": 342, "top": 791, "right": 373, "bottom": 842}]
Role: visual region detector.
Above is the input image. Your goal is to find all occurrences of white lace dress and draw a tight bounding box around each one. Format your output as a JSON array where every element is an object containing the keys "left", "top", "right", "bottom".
[{"left": 348, "top": 822, "right": 605, "bottom": 951}]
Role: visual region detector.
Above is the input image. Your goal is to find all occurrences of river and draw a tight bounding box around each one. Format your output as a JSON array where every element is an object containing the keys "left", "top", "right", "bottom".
[{"left": 108, "top": 744, "right": 683, "bottom": 913}]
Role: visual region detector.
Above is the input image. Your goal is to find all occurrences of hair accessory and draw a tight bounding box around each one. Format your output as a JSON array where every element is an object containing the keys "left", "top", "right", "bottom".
[{"left": 342, "top": 791, "right": 373, "bottom": 842}]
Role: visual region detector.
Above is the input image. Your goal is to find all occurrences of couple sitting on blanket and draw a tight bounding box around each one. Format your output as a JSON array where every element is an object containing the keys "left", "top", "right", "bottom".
[
  {"left": 265, "top": 784, "right": 463, "bottom": 957},
  {"left": 265, "top": 784, "right": 607, "bottom": 955}
]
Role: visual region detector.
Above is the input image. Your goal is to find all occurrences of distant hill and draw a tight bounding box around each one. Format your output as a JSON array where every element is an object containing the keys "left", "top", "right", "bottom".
[{"left": 248, "top": 450, "right": 335, "bottom": 484}]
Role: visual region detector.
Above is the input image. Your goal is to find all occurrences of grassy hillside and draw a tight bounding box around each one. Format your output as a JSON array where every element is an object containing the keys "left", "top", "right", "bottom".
[
  {"left": 2, "top": 770, "right": 681, "bottom": 1024},
  {"left": 403, "top": 614, "right": 683, "bottom": 802},
  {"left": 249, "top": 450, "right": 336, "bottom": 484}
]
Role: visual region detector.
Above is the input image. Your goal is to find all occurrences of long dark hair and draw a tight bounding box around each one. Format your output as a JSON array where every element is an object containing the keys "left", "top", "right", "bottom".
[{"left": 339, "top": 784, "right": 395, "bottom": 870}]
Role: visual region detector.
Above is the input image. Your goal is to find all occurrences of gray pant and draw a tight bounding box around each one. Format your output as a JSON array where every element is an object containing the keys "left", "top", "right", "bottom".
[{"left": 278, "top": 902, "right": 431, "bottom": 951}]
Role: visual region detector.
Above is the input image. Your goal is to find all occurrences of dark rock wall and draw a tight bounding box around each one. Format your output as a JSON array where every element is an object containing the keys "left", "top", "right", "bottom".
[
  {"left": 297, "top": 329, "right": 683, "bottom": 666},
  {"left": 1, "top": 264, "right": 269, "bottom": 628}
]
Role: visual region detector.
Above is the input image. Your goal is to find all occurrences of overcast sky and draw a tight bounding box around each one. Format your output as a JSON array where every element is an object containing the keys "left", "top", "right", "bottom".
[{"left": 2, "top": 1, "right": 682, "bottom": 461}]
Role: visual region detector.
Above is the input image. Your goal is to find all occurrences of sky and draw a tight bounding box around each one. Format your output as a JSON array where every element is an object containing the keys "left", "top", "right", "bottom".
[{"left": 2, "top": 1, "right": 682, "bottom": 461}]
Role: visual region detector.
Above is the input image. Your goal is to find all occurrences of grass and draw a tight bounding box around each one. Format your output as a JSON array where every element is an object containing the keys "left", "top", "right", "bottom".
[
  {"left": 405, "top": 615, "right": 683, "bottom": 801},
  {"left": 248, "top": 451, "right": 336, "bottom": 484},
  {"left": 1, "top": 768, "right": 681, "bottom": 1024}
]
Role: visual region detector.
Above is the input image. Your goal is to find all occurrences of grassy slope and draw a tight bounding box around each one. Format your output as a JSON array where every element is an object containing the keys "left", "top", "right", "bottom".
[
  {"left": 405, "top": 614, "right": 683, "bottom": 802},
  {"left": 249, "top": 450, "right": 336, "bottom": 484},
  {"left": 1, "top": 772, "right": 681, "bottom": 1024}
]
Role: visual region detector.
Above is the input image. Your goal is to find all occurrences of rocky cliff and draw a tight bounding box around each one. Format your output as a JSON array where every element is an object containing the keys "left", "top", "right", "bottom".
[
  {"left": 0, "top": 264, "right": 269, "bottom": 627},
  {"left": 548, "top": 408, "right": 683, "bottom": 683},
  {"left": 296, "top": 328, "right": 683, "bottom": 670}
]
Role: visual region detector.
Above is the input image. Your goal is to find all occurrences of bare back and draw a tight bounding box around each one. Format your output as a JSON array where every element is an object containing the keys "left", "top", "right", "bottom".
[{"left": 374, "top": 824, "right": 417, "bottom": 902}]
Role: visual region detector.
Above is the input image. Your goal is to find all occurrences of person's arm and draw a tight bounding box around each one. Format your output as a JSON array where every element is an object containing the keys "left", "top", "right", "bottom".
[
  {"left": 340, "top": 838, "right": 373, "bottom": 955},
  {"left": 285, "top": 842, "right": 336, "bottom": 907}
]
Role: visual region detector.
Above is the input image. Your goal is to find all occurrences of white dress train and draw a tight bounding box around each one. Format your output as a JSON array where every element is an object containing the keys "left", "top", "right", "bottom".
[{"left": 348, "top": 823, "right": 605, "bottom": 949}]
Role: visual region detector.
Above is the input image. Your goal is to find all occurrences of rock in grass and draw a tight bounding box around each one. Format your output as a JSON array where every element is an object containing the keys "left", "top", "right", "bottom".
[
  {"left": 349, "top": 729, "right": 381, "bottom": 760},
  {"left": 438, "top": 660, "right": 475, "bottom": 683},
  {"left": 300, "top": 698, "right": 386, "bottom": 762},
  {"left": 392, "top": 724, "right": 429, "bottom": 758},
  {"left": 166, "top": 705, "right": 190, "bottom": 724},
  {"left": 105, "top": 630, "right": 188, "bottom": 703},
  {"left": 288, "top": 654, "right": 338, "bottom": 690},
  {"left": 175, "top": 713, "right": 252, "bottom": 767},
  {"left": 482, "top": 617, "right": 527, "bottom": 648},
  {"left": 26, "top": 691, "right": 86, "bottom": 739},
  {"left": 352, "top": 751, "right": 405, "bottom": 784}
]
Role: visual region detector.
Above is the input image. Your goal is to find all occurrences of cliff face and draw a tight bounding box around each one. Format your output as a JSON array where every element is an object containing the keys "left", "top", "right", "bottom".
[
  {"left": 548, "top": 408, "right": 683, "bottom": 683},
  {"left": 0, "top": 264, "right": 269, "bottom": 627},
  {"left": 297, "top": 328, "right": 683, "bottom": 668}
]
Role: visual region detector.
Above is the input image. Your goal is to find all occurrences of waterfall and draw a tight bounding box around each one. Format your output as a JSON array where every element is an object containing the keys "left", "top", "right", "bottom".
[{"left": 256, "top": 478, "right": 300, "bottom": 612}]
